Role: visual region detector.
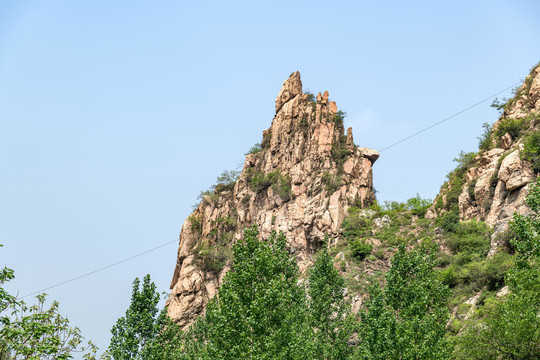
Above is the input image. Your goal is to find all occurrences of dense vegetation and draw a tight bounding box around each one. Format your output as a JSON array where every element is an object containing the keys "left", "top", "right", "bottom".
[{"left": 3, "top": 179, "right": 539, "bottom": 358}]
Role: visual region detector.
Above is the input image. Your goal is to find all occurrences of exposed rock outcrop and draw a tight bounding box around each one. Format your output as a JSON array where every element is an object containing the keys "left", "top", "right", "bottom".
[
  {"left": 427, "top": 63, "right": 540, "bottom": 256},
  {"left": 166, "top": 72, "right": 378, "bottom": 329}
]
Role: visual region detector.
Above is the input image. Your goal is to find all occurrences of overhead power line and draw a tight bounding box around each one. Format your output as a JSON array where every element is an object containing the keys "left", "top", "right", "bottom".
[
  {"left": 21, "top": 239, "right": 177, "bottom": 299},
  {"left": 20, "top": 81, "right": 523, "bottom": 298},
  {"left": 378, "top": 81, "right": 521, "bottom": 153}
]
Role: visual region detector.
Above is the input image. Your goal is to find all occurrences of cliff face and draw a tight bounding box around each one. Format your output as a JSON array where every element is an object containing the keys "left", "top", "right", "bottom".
[
  {"left": 166, "top": 72, "right": 379, "bottom": 329},
  {"left": 427, "top": 63, "right": 540, "bottom": 256}
]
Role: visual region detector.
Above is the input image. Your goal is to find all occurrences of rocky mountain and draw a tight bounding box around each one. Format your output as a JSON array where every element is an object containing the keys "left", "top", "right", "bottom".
[
  {"left": 166, "top": 72, "right": 379, "bottom": 329},
  {"left": 426, "top": 62, "right": 540, "bottom": 256},
  {"left": 167, "top": 63, "right": 540, "bottom": 334}
]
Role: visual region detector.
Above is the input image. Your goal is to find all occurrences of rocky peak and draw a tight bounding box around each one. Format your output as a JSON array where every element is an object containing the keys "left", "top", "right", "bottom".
[
  {"left": 166, "top": 72, "right": 378, "bottom": 329},
  {"left": 275, "top": 71, "right": 302, "bottom": 113}
]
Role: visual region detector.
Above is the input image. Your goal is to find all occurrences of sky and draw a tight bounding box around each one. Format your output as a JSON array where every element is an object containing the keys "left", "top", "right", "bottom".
[{"left": 1, "top": 0, "right": 540, "bottom": 355}]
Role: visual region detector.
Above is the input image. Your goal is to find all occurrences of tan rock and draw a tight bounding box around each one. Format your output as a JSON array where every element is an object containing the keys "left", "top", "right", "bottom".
[
  {"left": 498, "top": 149, "right": 534, "bottom": 191},
  {"left": 346, "top": 127, "right": 354, "bottom": 148},
  {"left": 275, "top": 71, "right": 302, "bottom": 113},
  {"left": 167, "top": 73, "right": 378, "bottom": 329},
  {"left": 329, "top": 101, "right": 337, "bottom": 114},
  {"left": 500, "top": 133, "right": 513, "bottom": 150},
  {"left": 357, "top": 147, "right": 380, "bottom": 163},
  {"left": 322, "top": 90, "right": 329, "bottom": 100},
  {"left": 496, "top": 286, "right": 511, "bottom": 297}
]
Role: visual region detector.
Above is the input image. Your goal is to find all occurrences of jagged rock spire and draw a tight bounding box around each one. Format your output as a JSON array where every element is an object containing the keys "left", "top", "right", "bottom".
[
  {"left": 275, "top": 71, "right": 302, "bottom": 113},
  {"left": 167, "top": 72, "right": 378, "bottom": 330}
]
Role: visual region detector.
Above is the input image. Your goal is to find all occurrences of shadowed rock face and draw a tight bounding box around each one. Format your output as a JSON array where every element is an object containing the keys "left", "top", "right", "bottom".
[
  {"left": 427, "top": 63, "right": 540, "bottom": 257},
  {"left": 166, "top": 72, "right": 379, "bottom": 329}
]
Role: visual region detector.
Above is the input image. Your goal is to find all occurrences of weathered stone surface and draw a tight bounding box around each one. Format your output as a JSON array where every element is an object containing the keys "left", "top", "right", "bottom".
[
  {"left": 429, "top": 64, "right": 540, "bottom": 230},
  {"left": 167, "top": 72, "right": 378, "bottom": 329},
  {"left": 498, "top": 147, "right": 534, "bottom": 192},
  {"left": 500, "top": 133, "right": 513, "bottom": 150},
  {"left": 357, "top": 147, "right": 380, "bottom": 163},
  {"left": 275, "top": 71, "right": 302, "bottom": 113}
]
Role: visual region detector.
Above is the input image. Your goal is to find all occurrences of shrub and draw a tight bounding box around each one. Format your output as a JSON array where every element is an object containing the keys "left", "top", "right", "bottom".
[
  {"left": 245, "top": 143, "right": 262, "bottom": 155},
  {"left": 189, "top": 215, "right": 202, "bottom": 234},
  {"left": 349, "top": 239, "right": 372, "bottom": 260},
  {"left": 494, "top": 117, "right": 526, "bottom": 140},
  {"left": 247, "top": 169, "right": 291, "bottom": 201},
  {"left": 304, "top": 90, "right": 316, "bottom": 102},
  {"left": 477, "top": 122, "right": 492, "bottom": 151},
  {"left": 453, "top": 151, "right": 477, "bottom": 177},
  {"left": 321, "top": 171, "right": 342, "bottom": 194},
  {"left": 405, "top": 194, "right": 432, "bottom": 217},
  {"left": 333, "top": 110, "right": 346, "bottom": 128},
  {"left": 331, "top": 136, "right": 352, "bottom": 171},
  {"left": 341, "top": 210, "right": 373, "bottom": 240},
  {"left": 261, "top": 132, "right": 272, "bottom": 149},
  {"left": 521, "top": 130, "right": 540, "bottom": 173},
  {"left": 467, "top": 179, "right": 477, "bottom": 201},
  {"left": 193, "top": 242, "right": 231, "bottom": 273},
  {"left": 241, "top": 193, "right": 251, "bottom": 206},
  {"left": 490, "top": 97, "right": 507, "bottom": 113},
  {"left": 215, "top": 170, "right": 240, "bottom": 193}
]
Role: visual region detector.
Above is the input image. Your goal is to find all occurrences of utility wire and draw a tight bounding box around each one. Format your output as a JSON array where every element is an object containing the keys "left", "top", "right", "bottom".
[
  {"left": 378, "top": 81, "right": 521, "bottom": 153},
  {"left": 19, "top": 81, "right": 522, "bottom": 299},
  {"left": 21, "top": 239, "right": 178, "bottom": 299}
]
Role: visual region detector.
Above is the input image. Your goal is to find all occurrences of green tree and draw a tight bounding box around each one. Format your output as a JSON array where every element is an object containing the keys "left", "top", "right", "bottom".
[
  {"left": 307, "top": 244, "right": 354, "bottom": 359},
  {"left": 0, "top": 246, "right": 97, "bottom": 360},
  {"left": 181, "top": 225, "right": 315, "bottom": 359},
  {"left": 357, "top": 244, "right": 452, "bottom": 359},
  {"left": 455, "top": 178, "right": 540, "bottom": 359},
  {"left": 107, "top": 275, "right": 181, "bottom": 360}
]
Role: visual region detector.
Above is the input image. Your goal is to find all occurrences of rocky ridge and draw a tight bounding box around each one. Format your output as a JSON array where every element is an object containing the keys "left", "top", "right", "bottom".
[
  {"left": 427, "top": 63, "right": 540, "bottom": 256},
  {"left": 166, "top": 72, "right": 379, "bottom": 329}
]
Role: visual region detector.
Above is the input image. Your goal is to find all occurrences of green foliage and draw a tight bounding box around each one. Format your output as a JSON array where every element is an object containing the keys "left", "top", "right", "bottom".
[
  {"left": 193, "top": 242, "right": 231, "bottom": 273},
  {"left": 332, "top": 110, "right": 346, "bottom": 128},
  {"left": 467, "top": 178, "right": 477, "bottom": 201},
  {"left": 349, "top": 239, "right": 373, "bottom": 260},
  {"left": 490, "top": 97, "right": 507, "bottom": 113},
  {"left": 108, "top": 275, "right": 182, "bottom": 360},
  {"left": 188, "top": 215, "right": 202, "bottom": 234},
  {"left": 247, "top": 169, "right": 291, "bottom": 201},
  {"left": 261, "top": 131, "right": 272, "bottom": 149},
  {"left": 196, "top": 169, "right": 240, "bottom": 207},
  {"left": 321, "top": 171, "right": 342, "bottom": 194},
  {"left": 245, "top": 142, "right": 262, "bottom": 155},
  {"left": 455, "top": 177, "right": 540, "bottom": 359},
  {"left": 341, "top": 207, "right": 373, "bottom": 241},
  {"left": 0, "top": 293, "right": 99, "bottom": 360},
  {"left": 521, "top": 130, "right": 540, "bottom": 173},
  {"left": 404, "top": 194, "right": 432, "bottom": 217},
  {"left": 304, "top": 90, "right": 315, "bottom": 102},
  {"left": 0, "top": 245, "right": 98, "bottom": 360},
  {"left": 477, "top": 122, "right": 492, "bottom": 151},
  {"left": 214, "top": 169, "right": 240, "bottom": 193},
  {"left": 510, "top": 177, "right": 540, "bottom": 262},
  {"left": 181, "top": 226, "right": 316, "bottom": 359},
  {"left": 438, "top": 221, "right": 512, "bottom": 294},
  {"left": 357, "top": 244, "right": 452, "bottom": 359},
  {"left": 494, "top": 117, "right": 526, "bottom": 140},
  {"left": 453, "top": 151, "right": 477, "bottom": 176},
  {"left": 308, "top": 245, "right": 354, "bottom": 359},
  {"left": 331, "top": 136, "right": 352, "bottom": 172}
]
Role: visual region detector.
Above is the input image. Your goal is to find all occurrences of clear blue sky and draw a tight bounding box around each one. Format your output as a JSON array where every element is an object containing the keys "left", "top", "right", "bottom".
[{"left": 1, "top": 0, "right": 540, "bottom": 355}]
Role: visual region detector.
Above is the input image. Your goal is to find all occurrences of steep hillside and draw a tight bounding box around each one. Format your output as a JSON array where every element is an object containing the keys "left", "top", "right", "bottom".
[
  {"left": 427, "top": 62, "right": 540, "bottom": 256},
  {"left": 167, "top": 63, "right": 540, "bottom": 339},
  {"left": 166, "top": 72, "right": 379, "bottom": 329}
]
